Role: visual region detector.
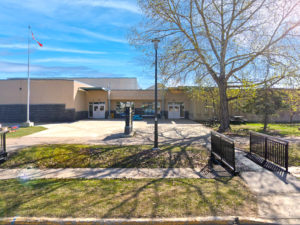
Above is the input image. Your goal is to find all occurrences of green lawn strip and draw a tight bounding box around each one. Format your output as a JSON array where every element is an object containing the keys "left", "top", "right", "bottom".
[
  {"left": 0, "top": 144, "right": 209, "bottom": 169},
  {"left": 226, "top": 123, "right": 300, "bottom": 137},
  {"left": 289, "top": 143, "right": 300, "bottom": 167},
  {"left": 6, "top": 126, "right": 47, "bottom": 138},
  {"left": 0, "top": 177, "right": 257, "bottom": 218}
]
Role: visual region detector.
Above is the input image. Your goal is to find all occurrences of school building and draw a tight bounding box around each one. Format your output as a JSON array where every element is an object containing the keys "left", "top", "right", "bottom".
[{"left": 0, "top": 77, "right": 298, "bottom": 123}]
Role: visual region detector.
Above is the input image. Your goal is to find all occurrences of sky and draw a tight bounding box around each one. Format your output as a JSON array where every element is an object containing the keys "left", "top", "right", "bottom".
[{"left": 0, "top": 0, "right": 155, "bottom": 88}]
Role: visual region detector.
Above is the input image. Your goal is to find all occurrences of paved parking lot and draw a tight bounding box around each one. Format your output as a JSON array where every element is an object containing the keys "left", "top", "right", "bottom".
[{"left": 6, "top": 119, "right": 212, "bottom": 151}]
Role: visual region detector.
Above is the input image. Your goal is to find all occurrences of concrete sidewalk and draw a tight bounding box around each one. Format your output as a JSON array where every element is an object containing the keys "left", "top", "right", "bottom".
[
  {"left": 0, "top": 167, "right": 225, "bottom": 180},
  {"left": 0, "top": 216, "right": 275, "bottom": 225},
  {"left": 236, "top": 150, "right": 300, "bottom": 224},
  {"left": 6, "top": 120, "right": 212, "bottom": 153}
]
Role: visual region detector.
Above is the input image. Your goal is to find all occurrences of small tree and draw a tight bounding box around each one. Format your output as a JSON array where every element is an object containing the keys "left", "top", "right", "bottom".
[
  {"left": 187, "top": 78, "right": 219, "bottom": 119},
  {"left": 283, "top": 77, "right": 300, "bottom": 123},
  {"left": 285, "top": 90, "right": 300, "bottom": 123},
  {"left": 245, "top": 87, "right": 287, "bottom": 131}
]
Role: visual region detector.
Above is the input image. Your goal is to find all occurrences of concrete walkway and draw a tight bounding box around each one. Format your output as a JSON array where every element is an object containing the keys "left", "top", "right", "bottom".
[
  {"left": 0, "top": 216, "right": 275, "bottom": 225},
  {"left": 0, "top": 168, "right": 220, "bottom": 180},
  {"left": 6, "top": 119, "right": 212, "bottom": 153},
  {"left": 236, "top": 150, "right": 300, "bottom": 224}
]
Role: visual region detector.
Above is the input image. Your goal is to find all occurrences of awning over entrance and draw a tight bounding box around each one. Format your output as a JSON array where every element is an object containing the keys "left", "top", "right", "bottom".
[{"left": 80, "top": 87, "right": 108, "bottom": 91}]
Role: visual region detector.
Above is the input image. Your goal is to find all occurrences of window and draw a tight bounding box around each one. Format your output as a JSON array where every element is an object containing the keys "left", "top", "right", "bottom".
[
  {"left": 115, "top": 102, "right": 134, "bottom": 114},
  {"left": 142, "top": 102, "right": 161, "bottom": 115}
]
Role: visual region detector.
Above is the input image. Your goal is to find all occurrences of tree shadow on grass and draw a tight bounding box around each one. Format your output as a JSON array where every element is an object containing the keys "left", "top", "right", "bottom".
[
  {"left": 0, "top": 145, "right": 123, "bottom": 169},
  {"left": 0, "top": 179, "right": 70, "bottom": 217},
  {"left": 101, "top": 177, "right": 236, "bottom": 218},
  {"left": 1, "top": 143, "right": 210, "bottom": 169},
  {"left": 0, "top": 175, "right": 246, "bottom": 219}
]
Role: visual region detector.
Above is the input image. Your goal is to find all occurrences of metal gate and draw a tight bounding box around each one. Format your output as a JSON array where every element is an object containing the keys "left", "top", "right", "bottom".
[
  {"left": 211, "top": 131, "right": 236, "bottom": 174},
  {"left": 250, "top": 131, "right": 289, "bottom": 172}
]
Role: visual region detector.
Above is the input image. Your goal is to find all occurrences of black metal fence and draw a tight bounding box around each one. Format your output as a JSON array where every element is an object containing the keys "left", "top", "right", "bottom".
[
  {"left": 250, "top": 131, "right": 289, "bottom": 172},
  {"left": 0, "top": 130, "right": 8, "bottom": 161},
  {"left": 211, "top": 131, "right": 236, "bottom": 174}
]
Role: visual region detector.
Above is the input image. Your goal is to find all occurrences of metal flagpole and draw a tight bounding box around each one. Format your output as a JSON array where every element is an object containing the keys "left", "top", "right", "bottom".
[{"left": 26, "top": 25, "right": 33, "bottom": 126}]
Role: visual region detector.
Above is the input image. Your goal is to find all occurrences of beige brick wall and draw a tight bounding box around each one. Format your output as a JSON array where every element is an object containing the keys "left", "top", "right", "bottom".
[
  {"left": 111, "top": 90, "right": 163, "bottom": 101},
  {"left": 110, "top": 89, "right": 191, "bottom": 115},
  {"left": 164, "top": 90, "right": 191, "bottom": 112},
  {"left": 110, "top": 100, "right": 163, "bottom": 109},
  {"left": 73, "top": 81, "right": 91, "bottom": 112},
  {"left": 86, "top": 90, "right": 108, "bottom": 108},
  {"left": 0, "top": 79, "right": 75, "bottom": 108}
]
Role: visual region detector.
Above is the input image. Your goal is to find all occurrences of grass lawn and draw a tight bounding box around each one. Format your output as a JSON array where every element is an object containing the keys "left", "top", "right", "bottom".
[
  {"left": 6, "top": 126, "right": 47, "bottom": 138},
  {"left": 289, "top": 143, "right": 300, "bottom": 167},
  {"left": 227, "top": 123, "right": 300, "bottom": 137},
  {"left": 0, "top": 144, "right": 209, "bottom": 169},
  {"left": 0, "top": 177, "right": 257, "bottom": 218}
]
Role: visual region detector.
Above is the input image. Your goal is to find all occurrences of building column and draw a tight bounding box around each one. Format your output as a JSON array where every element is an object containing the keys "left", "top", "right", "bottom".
[{"left": 107, "top": 90, "right": 111, "bottom": 119}]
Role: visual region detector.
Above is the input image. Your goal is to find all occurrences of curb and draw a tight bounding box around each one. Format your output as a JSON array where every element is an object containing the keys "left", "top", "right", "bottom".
[{"left": 0, "top": 216, "right": 277, "bottom": 225}]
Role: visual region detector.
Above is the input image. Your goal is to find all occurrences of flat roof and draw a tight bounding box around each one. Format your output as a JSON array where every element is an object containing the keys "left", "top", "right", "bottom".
[
  {"left": 5, "top": 77, "right": 137, "bottom": 80},
  {"left": 4, "top": 78, "right": 74, "bottom": 81}
]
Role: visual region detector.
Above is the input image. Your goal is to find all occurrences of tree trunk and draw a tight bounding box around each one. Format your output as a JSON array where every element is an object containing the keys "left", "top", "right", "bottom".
[
  {"left": 218, "top": 83, "right": 230, "bottom": 132},
  {"left": 263, "top": 112, "right": 268, "bottom": 131},
  {"left": 290, "top": 112, "right": 294, "bottom": 124}
]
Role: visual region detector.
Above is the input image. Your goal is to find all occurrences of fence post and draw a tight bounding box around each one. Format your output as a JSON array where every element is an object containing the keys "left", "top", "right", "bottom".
[
  {"left": 264, "top": 137, "right": 268, "bottom": 162},
  {"left": 250, "top": 132, "right": 252, "bottom": 154},
  {"left": 3, "top": 132, "right": 6, "bottom": 153},
  {"left": 219, "top": 136, "right": 224, "bottom": 161},
  {"left": 210, "top": 132, "right": 213, "bottom": 163},
  {"left": 232, "top": 141, "right": 236, "bottom": 174},
  {"left": 285, "top": 142, "right": 289, "bottom": 172}
]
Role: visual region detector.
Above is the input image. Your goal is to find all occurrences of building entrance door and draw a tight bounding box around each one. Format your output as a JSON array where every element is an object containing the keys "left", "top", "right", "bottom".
[
  {"left": 92, "top": 102, "right": 105, "bottom": 119},
  {"left": 168, "top": 103, "right": 180, "bottom": 119}
]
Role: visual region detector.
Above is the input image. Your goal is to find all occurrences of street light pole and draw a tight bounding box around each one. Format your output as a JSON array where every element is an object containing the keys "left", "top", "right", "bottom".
[{"left": 152, "top": 38, "right": 160, "bottom": 150}]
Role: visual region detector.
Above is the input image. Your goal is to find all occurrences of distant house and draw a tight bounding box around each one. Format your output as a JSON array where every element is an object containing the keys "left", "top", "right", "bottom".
[{"left": 0, "top": 77, "right": 299, "bottom": 123}]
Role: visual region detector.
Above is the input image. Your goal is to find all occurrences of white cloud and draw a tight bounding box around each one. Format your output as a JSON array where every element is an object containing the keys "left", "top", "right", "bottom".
[
  {"left": 7, "top": 0, "right": 141, "bottom": 15},
  {"left": 74, "top": 28, "right": 128, "bottom": 44},
  {"left": 0, "top": 60, "right": 96, "bottom": 75},
  {"left": 33, "top": 57, "right": 133, "bottom": 67},
  {"left": 73, "top": 0, "right": 141, "bottom": 14},
  {"left": 33, "top": 57, "right": 96, "bottom": 63},
  {"left": 0, "top": 60, "right": 126, "bottom": 79},
  {"left": 0, "top": 44, "right": 106, "bottom": 54},
  {"left": 41, "top": 46, "right": 105, "bottom": 54}
]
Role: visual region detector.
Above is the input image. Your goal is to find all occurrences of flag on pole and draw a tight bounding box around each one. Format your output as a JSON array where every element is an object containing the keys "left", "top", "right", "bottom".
[{"left": 31, "top": 29, "right": 43, "bottom": 47}]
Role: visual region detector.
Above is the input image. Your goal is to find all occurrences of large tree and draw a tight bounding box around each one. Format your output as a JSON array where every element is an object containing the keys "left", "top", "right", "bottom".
[{"left": 131, "top": 0, "right": 300, "bottom": 132}]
